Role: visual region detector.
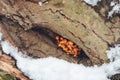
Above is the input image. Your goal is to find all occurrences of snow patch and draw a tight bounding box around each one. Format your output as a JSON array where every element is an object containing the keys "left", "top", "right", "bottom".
[
  {"left": 108, "top": 1, "right": 120, "bottom": 18},
  {"left": 38, "top": 1, "right": 42, "bottom": 6},
  {"left": 38, "top": 1, "right": 48, "bottom": 6},
  {"left": 84, "top": 0, "right": 101, "bottom": 6},
  {"left": 110, "top": 1, "right": 116, "bottom": 7},
  {"left": 0, "top": 32, "right": 3, "bottom": 41},
  {"left": 0, "top": 32, "right": 120, "bottom": 80}
]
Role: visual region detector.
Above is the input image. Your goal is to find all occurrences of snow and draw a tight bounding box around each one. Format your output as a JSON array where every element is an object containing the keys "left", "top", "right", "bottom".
[
  {"left": 108, "top": 1, "right": 120, "bottom": 18},
  {"left": 0, "top": 32, "right": 2, "bottom": 41},
  {"left": 83, "top": 0, "right": 120, "bottom": 18},
  {"left": 38, "top": 1, "right": 48, "bottom": 6},
  {"left": 110, "top": 1, "right": 116, "bottom": 7},
  {"left": 0, "top": 32, "right": 120, "bottom": 80},
  {"left": 84, "top": 0, "right": 101, "bottom": 6},
  {"left": 38, "top": 2, "right": 42, "bottom": 6}
]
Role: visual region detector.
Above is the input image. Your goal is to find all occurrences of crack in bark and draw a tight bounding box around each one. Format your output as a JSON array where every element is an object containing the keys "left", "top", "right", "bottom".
[
  {"left": 68, "top": 30, "right": 91, "bottom": 53},
  {"left": 11, "top": 6, "right": 107, "bottom": 63},
  {"left": 48, "top": 8, "right": 112, "bottom": 48},
  {"left": 106, "top": 23, "right": 116, "bottom": 43},
  {"left": 81, "top": 23, "right": 87, "bottom": 29},
  {"left": 108, "top": 27, "right": 116, "bottom": 44},
  {"left": 92, "top": 29, "right": 110, "bottom": 45},
  {"left": 42, "top": 8, "right": 96, "bottom": 53},
  {"left": 48, "top": 8, "right": 83, "bottom": 24},
  {"left": 3, "top": 5, "right": 112, "bottom": 49},
  {"left": 68, "top": 30, "right": 103, "bottom": 63},
  {"left": 0, "top": 1, "right": 113, "bottom": 64}
]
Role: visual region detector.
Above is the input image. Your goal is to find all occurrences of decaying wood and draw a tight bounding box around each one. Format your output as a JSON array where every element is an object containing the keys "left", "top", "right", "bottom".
[
  {"left": 0, "top": 50, "right": 29, "bottom": 80},
  {"left": 0, "top": 0, "right": 120, "bottom": 65},
  {"left": 0, "top": 20, "right": 92, "bottom": 66}
]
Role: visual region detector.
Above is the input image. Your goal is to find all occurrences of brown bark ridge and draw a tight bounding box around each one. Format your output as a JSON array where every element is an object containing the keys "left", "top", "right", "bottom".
[
  {"left": 0, "top": 0, "right": 120, "bottom": 65},
  {"left": 0, "top": 50, "right": 29, "bottom": 80}
]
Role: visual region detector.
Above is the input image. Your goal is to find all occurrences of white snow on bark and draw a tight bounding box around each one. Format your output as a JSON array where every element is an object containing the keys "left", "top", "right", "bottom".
[
  {"left": 0, "top": 32, "right": 120, "bottom": 80},
  {"left": 84, "top": 0, "right": 101, "bottom": 6},
  {"left": 84, "top": 0, "right": 120, "bottom": 18},
  {"left": 38, "top": 1, "right": 48, "bottom": 6},
  {"left": 38, "top": 1, "right": 42, "bottom": 6},
  {"left": 108, "top": 1, "right": 120, "bottom": 18}
]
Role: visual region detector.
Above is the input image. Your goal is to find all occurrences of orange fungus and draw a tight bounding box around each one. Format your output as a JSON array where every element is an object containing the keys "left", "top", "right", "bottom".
[{"left": 55, "top": 36, "right": 80, "bottom": 57}]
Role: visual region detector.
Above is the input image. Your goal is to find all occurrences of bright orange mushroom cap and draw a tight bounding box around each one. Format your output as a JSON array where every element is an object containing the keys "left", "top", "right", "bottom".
[{"left": 55, "top": 36, "right": 80, "bottom": 57}]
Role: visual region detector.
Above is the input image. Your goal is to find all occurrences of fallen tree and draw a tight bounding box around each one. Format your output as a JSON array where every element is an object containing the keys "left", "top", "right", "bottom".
[{"left": 0, "top": 0, "right": 120, "bottom": 66}]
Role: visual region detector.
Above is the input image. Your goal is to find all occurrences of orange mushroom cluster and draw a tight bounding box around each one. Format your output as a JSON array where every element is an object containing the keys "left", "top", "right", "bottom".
[{"left": 55, "top": 36, "right": 80, "bottom": 57}]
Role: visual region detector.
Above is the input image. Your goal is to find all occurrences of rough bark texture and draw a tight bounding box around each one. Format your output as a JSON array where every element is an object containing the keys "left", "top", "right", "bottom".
[
  {"left": 0, "top": 50, "right": 29, "bottom": 80},
  {"left": 0, "top": 0, "right": 120, "bottom": 65},
  {"left": 0, "top": 19, "right": 92, "bottom": 66}
]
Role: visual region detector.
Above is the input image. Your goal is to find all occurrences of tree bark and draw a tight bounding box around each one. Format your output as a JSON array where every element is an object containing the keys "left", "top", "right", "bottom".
[
  {"left": 0, "top": 0, "right": 120, "bottom": 65},
  {"left": 0, "top": 50, "right": 29, "bottom": 80}
]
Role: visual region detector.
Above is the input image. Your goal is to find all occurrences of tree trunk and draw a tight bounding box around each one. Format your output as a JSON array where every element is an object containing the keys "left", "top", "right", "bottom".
[{"left": 0, "top": 0, "right": 120, "bottom": 65}]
